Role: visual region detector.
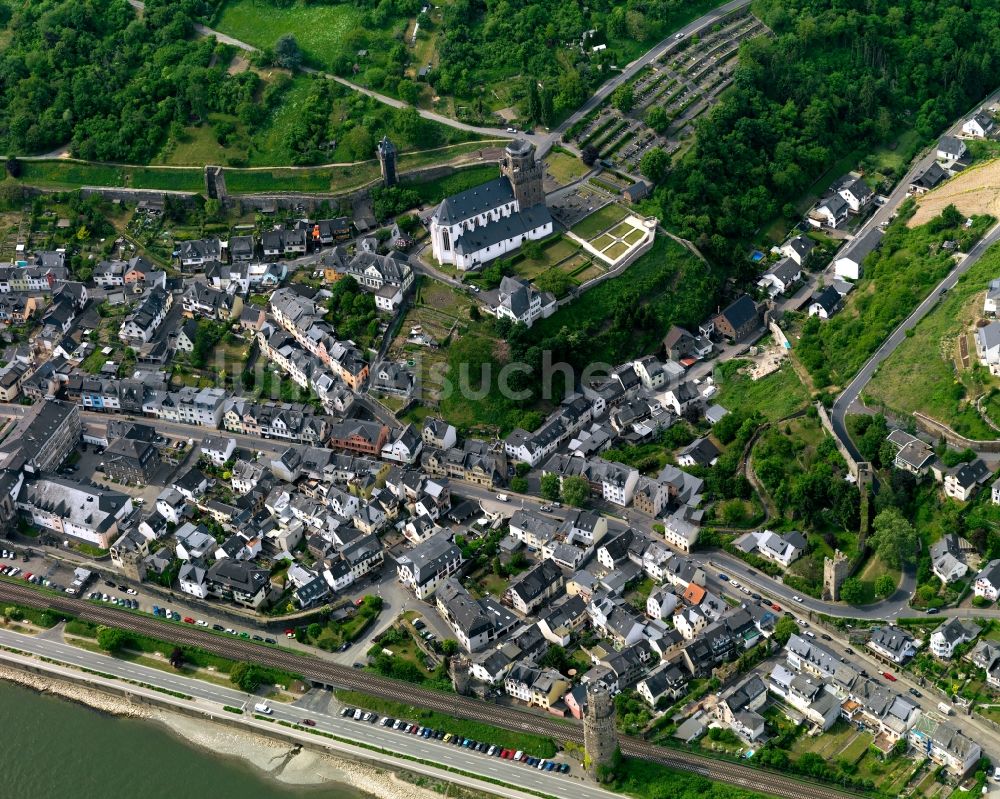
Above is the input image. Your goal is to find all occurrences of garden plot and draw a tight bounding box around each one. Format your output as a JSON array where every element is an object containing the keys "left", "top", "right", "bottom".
[{"left": 568, "top": 208, "right": 656, "bottom": 268}]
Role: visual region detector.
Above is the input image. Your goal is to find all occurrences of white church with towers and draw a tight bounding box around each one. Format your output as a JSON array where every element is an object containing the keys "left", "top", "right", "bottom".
[{"left": 429, "top": 140, "right": 553, "bottom": 271}]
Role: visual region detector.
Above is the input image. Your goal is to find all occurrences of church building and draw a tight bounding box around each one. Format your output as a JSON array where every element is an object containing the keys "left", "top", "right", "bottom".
[{"left": 430, "top": 140, "right": 553, "bottom": 271}]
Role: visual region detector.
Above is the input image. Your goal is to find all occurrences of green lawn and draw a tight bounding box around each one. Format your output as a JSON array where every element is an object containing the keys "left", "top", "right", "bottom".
[
  {"left": 545, "top": 150, "right": 589, "bottom": 185},
  {"left": 571, "top": 203, "right": 629, "bottom": 240},
  {"left": 215, "top": 0, "right": 367, "bottom": 69},
  {"left": 714, "top": 359, "right": 811, "bottom": 420},
  {"left": 410, "top": 164, "right": 499, "bottom": 205},
  {"left": 865, "top": 238, "right": 1000, "bottom": 438},
  {"left": 333, "top": 689, "right": 558, "bottom": 757},
  {"left": 16, "top": 161, "right": 204, "bottom": 192}
]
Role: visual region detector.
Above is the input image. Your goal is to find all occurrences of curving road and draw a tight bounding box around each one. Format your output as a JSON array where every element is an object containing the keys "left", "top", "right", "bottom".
[{"left": 831, "top": 220, "right": 1000, "bottom": 461}]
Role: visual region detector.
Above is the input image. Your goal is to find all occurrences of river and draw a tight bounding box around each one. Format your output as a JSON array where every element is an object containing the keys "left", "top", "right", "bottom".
[{"left": 0, "top": 680, "right": 368, "bottom": 799}]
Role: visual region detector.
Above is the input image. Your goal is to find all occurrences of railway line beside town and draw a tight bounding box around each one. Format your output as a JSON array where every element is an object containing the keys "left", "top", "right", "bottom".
[{"left": 0, "top": 580, "right": 865, "bottom": 799}]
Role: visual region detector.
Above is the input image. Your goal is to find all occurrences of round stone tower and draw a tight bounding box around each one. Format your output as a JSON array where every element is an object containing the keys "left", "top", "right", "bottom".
[
  {"left": 450, "top": 654, "right": 472, "bottom": 696},
  {"left": 584, "top": 683, "right": 617, "bottom": 779},
  {"left": 500, "top": 139, "right": 544, "bottom": 209}
]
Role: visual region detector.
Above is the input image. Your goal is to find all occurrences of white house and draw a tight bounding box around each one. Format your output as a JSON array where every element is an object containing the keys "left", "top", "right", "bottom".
[
  {"left": 963, "top": 113, "right": 995, "bottom": 139},
  {"left": 985, "top": 279, "right": 1000, "bottom": 315},
  {"left": 962, "top": 112, "right": 995, "bottom": 139},
  {"left": 808, "top": 285, "right": 842, "bottom": 319},
  {"left": 200, "top": 436, "right": 236, "bottom": 468},
  {"left": 834, "top": 228, "right": 883, "bottom": 281},
  {"left": 937, "top": 135, "right": 967, "bottom": 163},
  {"left": 757, "top": 257, "right": 801, "bottom": 298},
  {"left": 779, "top": 235, "right": 815, "bottom": 267},
  {"left": 977, "top": 321, "right": 1000, "bottom": 375},
  {"left": 974, "top": 559, "right": 1000, "bottom": 601},
  {"left": 810, "top": 194, "right": 849, "bottom": 228},
  {"left": 484, "top": 275, "right": 556, "bottom": 328},
  {"left": 836, "top": 175, "right": 874, "bottom": 213},
  {"left": 929, "top": 618, "right": 980, "bottom": 660},
  {"left": 732, "top": 529, "right": 807, "bottom": 568},
  {"left": 943, "top": 459, "right": 991, "bottom": 502}
]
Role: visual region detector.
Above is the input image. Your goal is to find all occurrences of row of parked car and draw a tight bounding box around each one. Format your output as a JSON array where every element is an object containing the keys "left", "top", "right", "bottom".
[
  {"left": 88, "top": 592, "right": 139, "bottom": 610},
  {"left": 340, "top": 707, "right": 570, "bottom": 775}
]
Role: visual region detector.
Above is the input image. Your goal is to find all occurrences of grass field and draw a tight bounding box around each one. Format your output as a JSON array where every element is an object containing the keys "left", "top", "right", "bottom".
[
  {"left": 865, "top": 240, "right": 1000, "bottom": 439},
  {"left": 853, "top": 553, "right": 900, "bottom": 604},
  {"left": 215, "top": 0, "right": 366, "bottom": 68},
  {"left": 714, "top": 359, "right": 811, "bottom": 421},
  {"left": 17, "top": 160, "right": 204, "bottom": 192},
  {"left": 571, "top": 203, "right": 629, "bottom": 239},
  {"left": 544, "top": 150, "right": 589, "bottom": 185},
  {"left": 410, "top": 163, "right": 499, "bottom": 205}
]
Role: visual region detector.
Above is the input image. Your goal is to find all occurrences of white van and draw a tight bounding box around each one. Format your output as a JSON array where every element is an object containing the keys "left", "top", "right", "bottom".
[
  {"left": 254, "top": 702, "right": 272, "bottom": 715},
  {"left": 496, "top": 494, "right": 509, "bottom": 502}
]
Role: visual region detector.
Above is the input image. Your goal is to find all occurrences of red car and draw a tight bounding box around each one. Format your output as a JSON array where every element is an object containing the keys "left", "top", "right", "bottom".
[
  {"left": 882, "top": 671, "right": 897, "bottom": 682},
  {"left": 771, "top": 603, "right": 782, "bottom": 612},
  {"left": 183, "top": 617, "right": 195, "bottom": 624},
  {"left": 285, "top": 628, "right": 296, "bottom": 638}
]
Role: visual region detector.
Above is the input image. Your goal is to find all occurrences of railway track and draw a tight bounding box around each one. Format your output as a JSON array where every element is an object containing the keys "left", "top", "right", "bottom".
[{"left": 0, "top": 582, "right": 863, "bottom": 799}]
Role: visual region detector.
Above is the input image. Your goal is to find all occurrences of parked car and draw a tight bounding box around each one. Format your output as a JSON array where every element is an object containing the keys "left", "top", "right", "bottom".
[{"left": 882, "top": 671, "right": 897, "bottom": 682}]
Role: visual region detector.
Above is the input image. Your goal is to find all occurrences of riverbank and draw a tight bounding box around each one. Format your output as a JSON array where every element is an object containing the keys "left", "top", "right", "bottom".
[{"left": 0, "top": 662, "right": 469, "bottom": 799}]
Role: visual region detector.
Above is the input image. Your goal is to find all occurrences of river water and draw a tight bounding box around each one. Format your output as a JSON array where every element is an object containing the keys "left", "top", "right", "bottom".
[{"left": 0, "top": 680, "right": 367, "bottom": 799}]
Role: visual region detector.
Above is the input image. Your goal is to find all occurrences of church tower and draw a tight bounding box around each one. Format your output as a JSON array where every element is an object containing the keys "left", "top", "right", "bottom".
[
  {"left": 377, "top": 136, "right": 398, "bottom": 187},
  {"left": 500, "top": 139, "right": 544, "bottom": 209}
]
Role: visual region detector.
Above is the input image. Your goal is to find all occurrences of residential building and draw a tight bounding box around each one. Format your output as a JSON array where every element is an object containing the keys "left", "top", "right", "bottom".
[
  {"left": 731, "top": 530, "right": 807, "bottom": 568},
  {"left": 834, "top": 228, "right": 883, "bottom": 280},
  {"left": 866, "top": 626, "right": 917, "bottom": 664},
  {"left": 17, "top": 477, "right": 132, "bottom": 549},
  {"left": 677, "top": 437, "right": 719, "bottom": 468},
  {"left": 943, "top": 459, "right": 991, "bottom": 502},
  {"left": 929, "top": 618, "right": 980, "bottom": 660},
  {"left": 711, "top": 295, "right": 761, "bottom": 342},
  {"left": 835, "top": 174, "right": 874, "bottom": 213},
  {"left": 908, "top": 716, "right": 981, "bottom": 777},
  {"left": 504, "top": 559, "right": 565, "bottom": 615},
  {"left": 0, "top": 400, "right": 81, "bottom": 475},
  {"left": 396, "top": 533, "right": 463, "bottom": 599},
  {"left": 808, "top": 285, "right": 842, "bottom": 319},
  {"left": 780, "top": 235, "right": 816, "bottom": 267},
  {"left": 974, "top": 559, "right": 1000, "bottom": 601},
  {"left": 937, "top": 135, "right": 968, "bottom": 162},
  {"left": 436, "top": 577, "right": 517, "bottom": 652},
  {"left": 103, "top": 437, "right": 160, "bottom": 485},
  {"left": 757, "top": 257, "right": 801, "bottom": 297},
  {"left": 976, "top": 321, "right": 1000, "bottom": 375},
  {"left": 206, "top": 559, "right": 270, "bottom": 608},
  {"left": 962, "top": 112, "right": 995, "bottom": 139},
  {"left": 483, "top": 275, "right": 556, "bottom": 328}
]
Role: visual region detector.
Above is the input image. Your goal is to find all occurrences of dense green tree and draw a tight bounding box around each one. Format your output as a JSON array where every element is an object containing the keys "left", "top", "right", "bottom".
[
  {"left": 870, "top": 507, "right": 919, "bottom": 567},
  {"left": 561, "top": 475, "right": 590, "bottom": 507},
  {"left": 230, "top": 661, "right": 264, "bottom": 692},
  {"left": 96, "top": 626, "right": 129, "bottom": 652},
  {"left": 772, "top": 616, "right": 799, "bottom": 646},
  {"left": 640, "top": 147, "right": 669, "bottom": 184},
  {"left": 838, "top": 577, "right": 865, "bottom": 605},
  {"left": 540, "top": 473, "right": 561, "bottom": 501},
  {"left": 874, "top": 574, "right": 896, "bottom": 598},
  {"left": 611, "top": 85, "right": 634, "bottom": 113},
  {"left": 274, "top": 34, "right": 302, "bottom": 70}
]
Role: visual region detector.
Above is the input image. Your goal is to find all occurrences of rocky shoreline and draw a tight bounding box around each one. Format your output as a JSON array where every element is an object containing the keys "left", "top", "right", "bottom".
[{"left": 0, "top": 664, "right": 459, "bottom": 799}]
